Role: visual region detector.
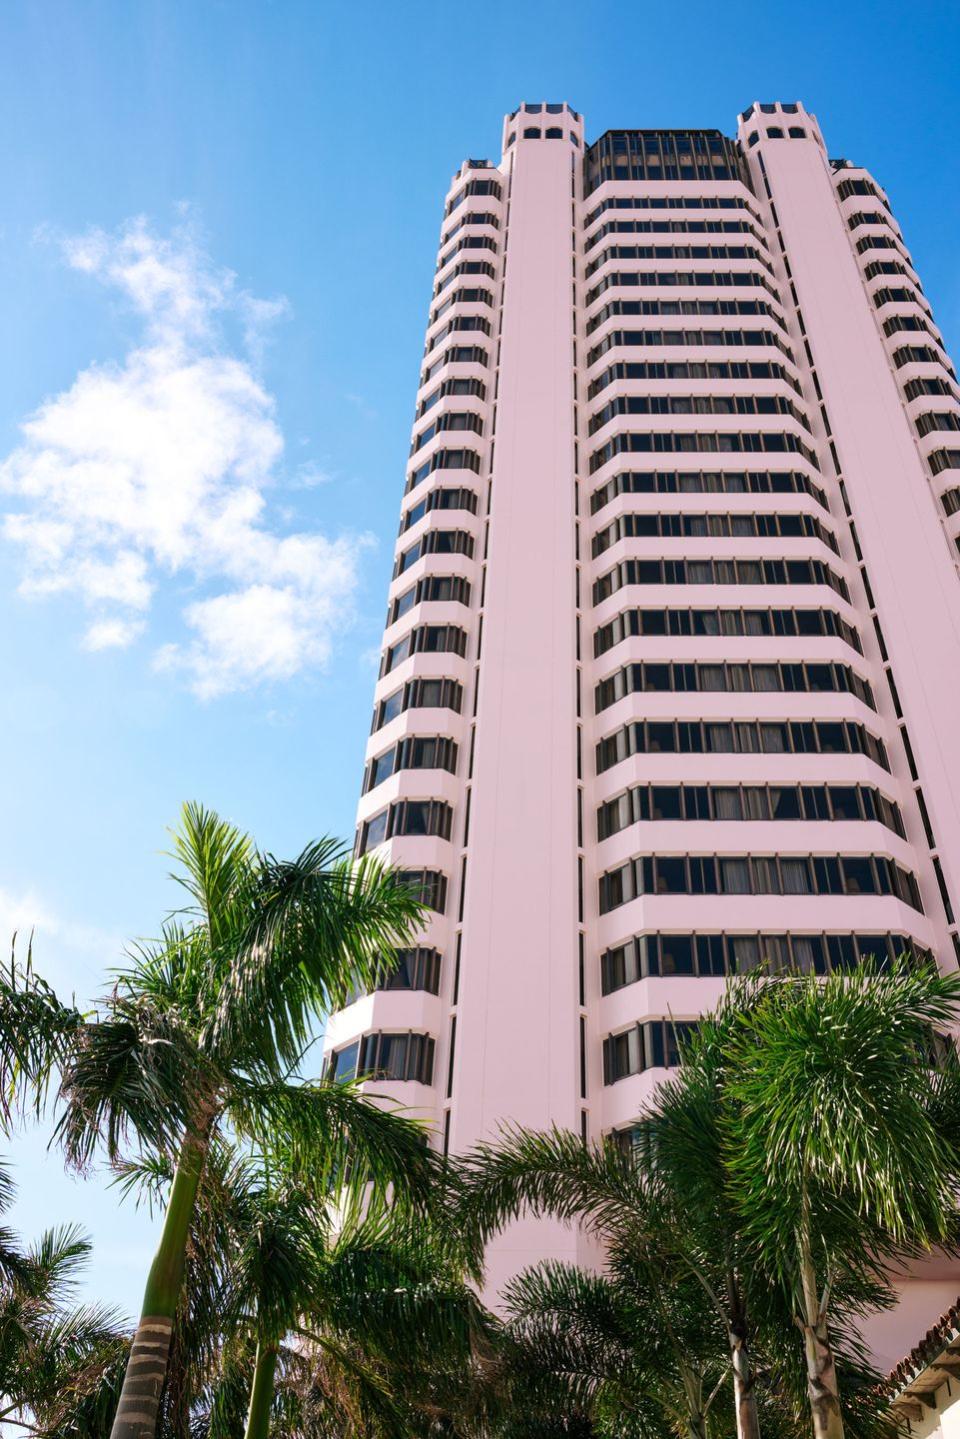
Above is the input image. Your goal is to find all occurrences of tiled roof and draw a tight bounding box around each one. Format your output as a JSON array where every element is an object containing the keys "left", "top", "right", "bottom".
[{"left": 888, "top": 1296, "right": 960, "bottom": 1401}]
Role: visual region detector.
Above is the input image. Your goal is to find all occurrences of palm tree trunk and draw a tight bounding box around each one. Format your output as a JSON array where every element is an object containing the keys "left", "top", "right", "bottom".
[
  {"left": 725, "top": 1276, "right": 761, "bottom": 1439},
  {"left": 243, "top": 1339, "right": 279, "bottom": 1439},
  {"left": 729, "top": 1327, "right": 761, "bottom": 1439},
  {"left": 797, "top": 1196, "right": 844, "bottom": 1439},
  {"left": 108, "top": 1132, "right": 208, "bottom": 1439},
  {"left": 679, "top": 1363, "right": 709, "bottom": 1439}
]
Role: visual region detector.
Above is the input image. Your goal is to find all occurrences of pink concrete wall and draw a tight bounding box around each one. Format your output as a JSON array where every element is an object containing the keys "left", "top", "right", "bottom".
[{"left": 448, "top": 122, "right": 589, "bottom": 1286}]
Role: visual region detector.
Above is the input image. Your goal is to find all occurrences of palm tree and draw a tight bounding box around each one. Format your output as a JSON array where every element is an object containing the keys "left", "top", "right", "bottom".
[
  {"left": 0, "top": 802, "right": 440, "bottom": 1439},
  {"left": 456, "top": 1125, "right": 737, "bottom": 1438},
  {"left": 115, "top": 1138, "right": 488, "bottom": 1439},
  {"left": 721, "top": 958, "right": 960, "bottom": 1439},
  {"left": 0, "top": 1157, "right": 127, "bottom": 1436},
  {"left": 502, "top": 1257, "right": 729, "bottom": 1439}
]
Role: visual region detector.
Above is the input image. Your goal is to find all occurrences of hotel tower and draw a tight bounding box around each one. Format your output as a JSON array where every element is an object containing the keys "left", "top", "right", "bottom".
[{"left": 323, "top": 101, "right": 960, "bottom": 1358}]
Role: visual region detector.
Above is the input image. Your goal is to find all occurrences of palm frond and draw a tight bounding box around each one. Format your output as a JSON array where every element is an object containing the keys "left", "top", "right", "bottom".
[{"left": 228, "top": 1074, "right": 442, "bottom": 1211}]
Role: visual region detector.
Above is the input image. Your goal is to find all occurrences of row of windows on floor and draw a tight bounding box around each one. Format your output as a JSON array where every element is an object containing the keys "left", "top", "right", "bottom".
[
  {"left": 358, "top": 801, "right": 452, "bottom": 855},
  {"left": 855, "top": 234, "right": 908, "bottom": 258},
  {"left": 585, "top": 131, "right": 748, "bottom": 186},
  {"left": 588, "top": 326, "right": 797, "bottom": 366},
  {"left": 863, "top": 260, "right": 918, "bottom": 287},
  {"left": 917, "top": 412, "right": 960, "bottom": 438},
  {"left": 506, "top": 125, "right": 580, "bottom": 144},
  {"left": 584, "top": 196, "right": 760, "bottom": 229},
  {"left": 400, "top": 486, "right": 478, "bottom": 533},
  {"left": 589, "top": 430, "right": 821, "bottom": 474},
  {"left": 903, "top": 376, "right": 956, "bottom": 403},
  {"left": 745, "top": 126, "right": 808, "bottom": 144},
  {"left": 585, "top": 270, "right": 780, "bottom": 307},
  {"left": 440, "top": 212, "right": 500, "bottom": 251},
  {"left": 587, "top": 393, "right": 811, "bottom": 437},
  {"left": 930, "top": 449, "right": 960, "bottom": 477},
  {"left": 425, "top": 314, "right": 493, "bottom": 356},
  {"left": 596, "top": 716, "right": 889, "bottom": 774},
  {"left": 835, "top": 176, "right": 889, "bottom": 208},
  {"left": 592, "top": 556, "right": 849, "bottom": 605},
  {"left": 601, "top": 929, "right": 921, "bottom": 994},
  {"left": 586, "top": 298, "right": 787, "bottom": 338},
  {"left": 586, "top": 160, "right": 745, "bottom": 192},
  {"left": 380, "top": 623, "right": 467, "bottom": 677},
  {"left": 420, "top": 344, "right": 490, "bottom": 391},
  {"left": 603, "top": 1020, "right": 697, "bottom": 1084},
  {"left": 598, "top": 852, "right": 923, "bottom": 916},
  {"left": 590, "top": 469, "right": 829, "bottom": 515},
  {"left": 591, "top": 510, "right": 835, "bottom": 557},
  {"left": 433, "top": 260, "right": 497, "bottom": 302},
  {"left": 873, "top": 286, "right": 927, "bottom": 316},
  {"left": 406, "top": 447, "right": 482, "bottom": 495},
  {"left": 394, "top": 529, "right": 474, "bottom": 577},
  {"left": 883, "top": 313, "right": 944, "bottom": 345},
  {"left": 372, "top": 678, "right": 463, "bottom": 732},
  {"left": 585, "top": 219, "right": 765, "bottom": 252},
  {"left": 587, "top": 359, "right": 800, "bottom": 399},
  {"left": 585, "top": 243, "right": 774, "bottom": 279},
  {"left": 597, "top": 781, "right": 904, "bottom": 842},
  {"left": 847, "top": 210, "right": 898, "bottom": 234},
  {"left": 595, "top": 659, "right": 874, "bottom": 713},
  {"left": 411, "top": 411, "right": 484, "bottom": 453},
  {"left": 326, "top": 1032, "right": 435, "bottom": 1086},
  {"left": 594, "top": 604, "right": 861, "bottom": 658},
  {"left": 942, "top": 488, "right": 960, "bottom": 517},
  {"left": 429, "top": 287, "right": 495, "bottom": 329},
  {"left": 892, "top": 344, "right": 955, "bottom": 381},
  {"left": 435, "top": 232, "right": 498, "bottom": 275},
  {"left": 364, "top": 735, "right": 458, "bottom": 793},
  {"left": 346, "top": 946, "right": 442, "bottom": 1000},
  {"left": 416, "top": 377, "right": 487, "bottom": 419},
  {"left": 389, "top": 576, "right": 471, "bottom": 625},
  {"left": 444, "top": 178, "right": 502, "bottom": 218}
]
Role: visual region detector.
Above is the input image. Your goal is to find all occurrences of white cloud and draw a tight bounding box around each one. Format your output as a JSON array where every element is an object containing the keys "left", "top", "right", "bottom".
[
  {"left": 0, "top": 217, "right": 371, "bottom": 698},
  {"left": 0, "top": 885, "right": 124, "bottom": 999}
]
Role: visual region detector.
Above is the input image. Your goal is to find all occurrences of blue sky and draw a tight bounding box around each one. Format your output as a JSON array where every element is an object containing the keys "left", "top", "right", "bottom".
[{"left": 0, "top": 0, "right": 957, "bottom": 1318}]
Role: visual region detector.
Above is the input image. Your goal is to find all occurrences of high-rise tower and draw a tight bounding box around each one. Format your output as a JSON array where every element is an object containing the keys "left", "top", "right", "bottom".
[{"left": 323, "top": 101, "right": 960, "bottom": 1362}]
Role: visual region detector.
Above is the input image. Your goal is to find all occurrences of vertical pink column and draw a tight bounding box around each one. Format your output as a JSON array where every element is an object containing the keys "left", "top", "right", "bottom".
[
  {"left": 449, "top": 128, "right": 584, "bottom": 1286},
  {"left": 750, "top": 123, "right": 960, "bottom": 944}
]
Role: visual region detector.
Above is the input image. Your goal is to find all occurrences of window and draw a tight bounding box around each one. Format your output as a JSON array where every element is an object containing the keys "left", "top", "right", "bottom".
[
  {"left": 592, "top": 510, "right": 836, "bottom": 557},
  {"left": 401, "top": 487, "right": 479, "bottom": 532},
  {"left": 589, "top": 429, "right": 820, "bottom": 474},
  {"left": 365, "top": 736, "right": 458, "bottom": 792},
  {"left": 358, "top": 1032, "right": 435, "bottom": 1085},
  {"left": 602, "top": 1020, "right": 699, "bottom": 1083},
  {"left": 394, "top": 529, "right": 475, "bottom": 576},
  {"left": 598, "top": 853, "right": 922, "bottom": 915},
  {"left": 359, "top": 799, "right": 453, "bottom": 854},
  {"left": 595, "top": 658, "right": 873, "bottom": 714},
  {"left": 596, "top": 780, "right": 902, "bottom": 841},
  {"left": 389, "top": 575, "right": 472, "bottom": 623},
  {"left": 600, "top": 930, "right": 927, "bottom": 993},
  {"left": 587, "top": 392, "right": 811, "bottom": 437},
  {"left": 325, "top": 1040, "right": 359, "bottom": 1082},
  {"left": 399, "top": 869, "right": 447, "bottom": 912},
  {"left": 588, "top": 327, "right": 797, "bottom": 369},
  {"left": 592, "top": 555, "right": 847, "bottom": 605},
  {"left": 586, "top": 297, "right": 788, "bottom": 339},
  {"left": 523, "top": 127, "right": 541, "bottom": 139},
  {"left": 590, "top": 469, "right": 829, "bottom": 515},
  {"left": 381, "top": 623, "right": 467, "bottom": 676},
  {"left": 595, "top": 605, "right": 859, "bottom": 659},
  {"left": 372, "top": 678, "right": 463, "bottom": 732}
]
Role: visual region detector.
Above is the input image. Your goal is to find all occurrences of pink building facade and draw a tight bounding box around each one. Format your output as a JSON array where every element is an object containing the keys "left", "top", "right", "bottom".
[{"left": 324, "top": 101, "right": 960, "bottom": 1364}]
